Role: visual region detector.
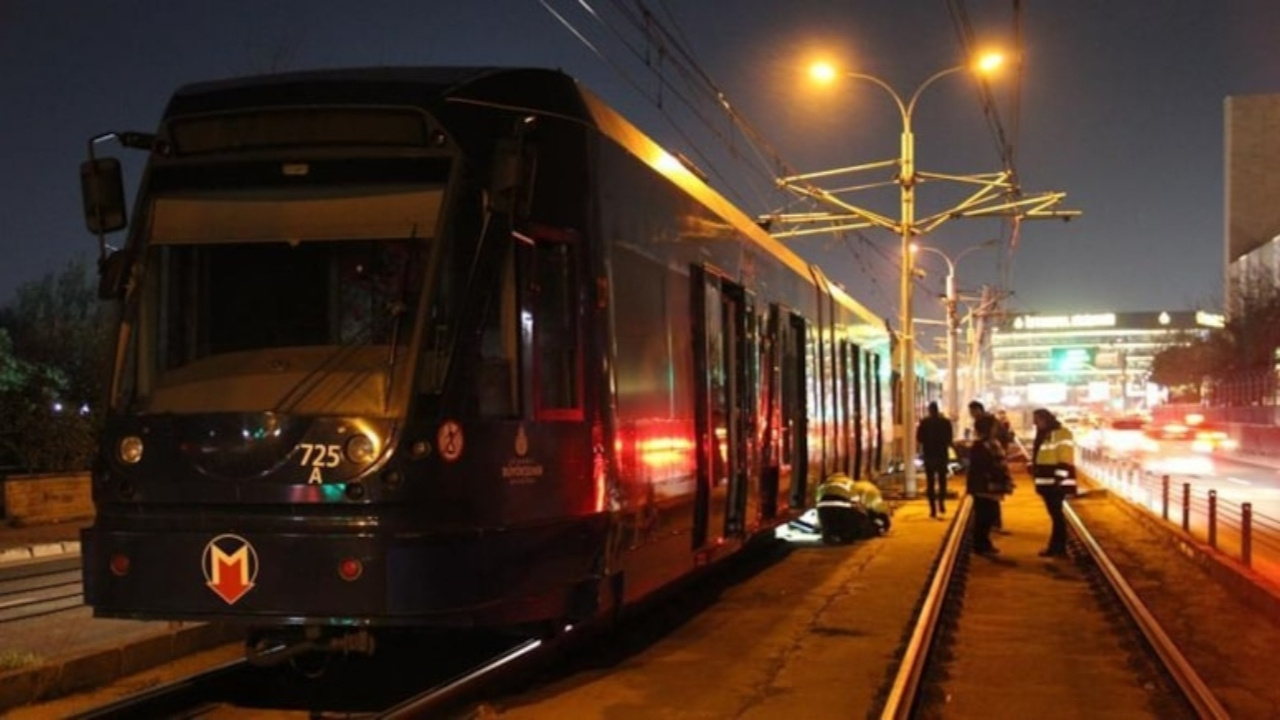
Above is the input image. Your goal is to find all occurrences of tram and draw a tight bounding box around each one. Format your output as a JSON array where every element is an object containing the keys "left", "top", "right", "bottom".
[{"left": 78, "top": 67, "right": 900, "bottom": 657}]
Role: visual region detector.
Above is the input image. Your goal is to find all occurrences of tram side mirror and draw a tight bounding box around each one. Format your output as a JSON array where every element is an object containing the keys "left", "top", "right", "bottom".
[
  {"left": 81, "top": 157, "right": 127, "bottom": 234},
  {"left": 488, "top": 137, "right": 535, "bottom": 219},
  {"left": 97, "top": 249, "right": 133, "bottom": 300}
]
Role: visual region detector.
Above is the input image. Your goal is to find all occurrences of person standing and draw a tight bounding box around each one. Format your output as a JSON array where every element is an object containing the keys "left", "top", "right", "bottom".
[
  {"left": 916, "top": 401, "right": 954, "bottom": 518},
  {"left": 995, "top": 409, "right": 1015, "bottom": 448},
  {"left": 966, "top": 413, "right": 1011, "bottom": 554},
  {"left": 1031, "top": 408, "right": 1077, "bottom": 557},
  {"left": 966, "top": 400, "right": 987, "bottom": 435},
  {"left": 968, "top": 401, "right": 1007, "bottom": 533}
]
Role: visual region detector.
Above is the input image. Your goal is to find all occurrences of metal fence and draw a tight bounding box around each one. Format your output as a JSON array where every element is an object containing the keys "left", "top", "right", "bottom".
[
  {"left": 1078, "top": 448, "right": 1280, "bottom": 582},
  {"left": 1205, "top": 370, "right": 1278, "bottom": 409}
]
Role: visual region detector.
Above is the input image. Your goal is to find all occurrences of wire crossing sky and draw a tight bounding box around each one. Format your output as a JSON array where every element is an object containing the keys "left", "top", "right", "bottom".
[{"left": 2, "top": 1, "right": 1278, "bottom": 325}]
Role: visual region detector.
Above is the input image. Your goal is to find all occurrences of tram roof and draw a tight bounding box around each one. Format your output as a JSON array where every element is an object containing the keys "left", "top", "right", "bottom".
[{"left": 164, "top": 66, "right": 886, "bottom": 340}]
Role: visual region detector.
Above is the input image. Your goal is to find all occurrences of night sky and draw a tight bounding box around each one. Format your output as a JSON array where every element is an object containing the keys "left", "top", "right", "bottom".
[{"left": 3, "top": 1, "right": 1279, "bottom": 328}]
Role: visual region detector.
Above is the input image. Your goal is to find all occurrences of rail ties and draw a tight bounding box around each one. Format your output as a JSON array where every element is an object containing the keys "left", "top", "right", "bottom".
[{"left": 881, "top": 490, "right": 1229, "bottom": 719}]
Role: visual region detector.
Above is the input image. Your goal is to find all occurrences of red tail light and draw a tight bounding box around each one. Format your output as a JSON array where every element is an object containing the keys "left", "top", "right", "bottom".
[
  {"left": 109, "top": 553, "right": 131, "bottom": 577},
  {"left": 338, "top": 558, "right": 363, "bottom": 582}
]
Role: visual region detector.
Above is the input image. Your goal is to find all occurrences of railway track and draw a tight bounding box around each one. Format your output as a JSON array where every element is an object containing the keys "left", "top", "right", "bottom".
[
  {"left": 880, "top": 492, "right": 1230, "bottom": 719},
  {"left": 66, "top": 631, "right": 554, "bottom": 719},
  {"left": 0, "top": 556, "right": 83, "bottom": 623}
]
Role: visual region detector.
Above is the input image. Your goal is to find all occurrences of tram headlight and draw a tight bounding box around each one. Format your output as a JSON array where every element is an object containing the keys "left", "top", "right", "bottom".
[
  {"left": 118, "top": 436, "right": 144, "bottom": 464},
  {"left": 345, "top": 434, "right": 376, "bottom": 464}
]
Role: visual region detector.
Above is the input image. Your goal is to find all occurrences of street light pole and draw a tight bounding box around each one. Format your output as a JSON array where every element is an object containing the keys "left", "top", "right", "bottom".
[
  {"left": 900, "top": 116, "right": 917, "bottom": 490},
  {"left": 945, "top": 271, "right": 958, "bottom": 421},
  {"left": 800, "top": 54, "right": 1019, "bottom": 496},
  {"left": 913, "top": 239, "right": 997, "bottom": 423},
  {"left": 844, "top": 66, "right": 969, "bottom": 495}
]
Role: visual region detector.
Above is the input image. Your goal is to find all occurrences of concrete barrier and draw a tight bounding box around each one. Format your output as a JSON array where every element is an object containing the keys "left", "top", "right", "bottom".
[
  {"left": 1230, "top": 423, "right": 1280, "bottom": 458},
  {"left": 2, "top": 472, "right": 92, "bottom": 526}
]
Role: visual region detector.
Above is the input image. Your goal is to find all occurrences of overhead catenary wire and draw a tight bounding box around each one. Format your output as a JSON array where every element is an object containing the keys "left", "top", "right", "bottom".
[
  {"left": 539, "top": 0, "right": 882, "bottom": 280},
  {"left": 595, "top": 0, "right": 807, "bottom": 209},
  {"left": 540, "top": 0, "right": 779, "bottom": 211},
  {"left": 536, "top": 0, "right": 758, "bottom": 206},
  {"left": 540, "top": 0, "right": 1026, "bottom": 318},
  {"left": 945, "top": 0, "right": 1028, "bottom": 317},
  {"left": 538, "top": 0, "right": 893, "bottom": 298}
]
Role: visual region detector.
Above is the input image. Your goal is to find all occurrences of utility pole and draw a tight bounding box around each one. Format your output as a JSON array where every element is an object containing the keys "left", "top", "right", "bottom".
[
  {"left": 913, "top": 239, "right": 996, "bottom": 422},
  {"left": 770, "top": 56, "right": 1078, "bottom": 496}
]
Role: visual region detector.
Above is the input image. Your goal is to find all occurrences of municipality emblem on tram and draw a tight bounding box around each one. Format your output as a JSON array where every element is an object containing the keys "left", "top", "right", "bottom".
[{"left": 202, "top": 534, "right": 259, "bottom": 605}]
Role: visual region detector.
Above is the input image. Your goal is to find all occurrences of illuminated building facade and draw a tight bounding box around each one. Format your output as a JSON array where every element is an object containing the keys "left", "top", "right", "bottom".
[
  {"left": 1225, "top": 94, "right": 1280, "bottom": 310},
  {"left": 986, "top": 310, "right": 1223, "bottom": 413}
]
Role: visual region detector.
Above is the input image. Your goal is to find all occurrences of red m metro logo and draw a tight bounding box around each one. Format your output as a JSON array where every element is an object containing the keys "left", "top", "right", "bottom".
[{"left": 201, "top": 534, "right": 259, "bottom": 605}]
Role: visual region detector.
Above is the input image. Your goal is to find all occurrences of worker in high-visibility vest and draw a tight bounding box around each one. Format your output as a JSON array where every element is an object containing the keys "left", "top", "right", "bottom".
[
  {"left": 1031, "top": 408, "right": 1076, "bottom": 557},
  {"left": 814, "top": 473, "right": 891, "bottom": 544}
]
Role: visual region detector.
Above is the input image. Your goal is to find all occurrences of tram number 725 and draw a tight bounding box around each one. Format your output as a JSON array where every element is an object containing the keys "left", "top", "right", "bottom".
[{"left": 299, "top": 444, "right": 342, "bottom": 469}]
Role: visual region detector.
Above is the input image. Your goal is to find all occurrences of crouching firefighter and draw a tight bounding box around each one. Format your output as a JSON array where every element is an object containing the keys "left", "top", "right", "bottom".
[
  {"left": 1031, "top": 407, "right": 1077, "bottom": 557},
  {"left": 815, "top": 473, "right": 892, "bottom": 544}
]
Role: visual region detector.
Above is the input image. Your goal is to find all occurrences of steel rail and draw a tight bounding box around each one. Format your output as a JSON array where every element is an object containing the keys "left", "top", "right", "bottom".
[
  {"left": 0, "top": 563, "right": 84, "bottom": 623},
  {"left": 1064, "top": 501, "right": 1230, "bottom": 720},
  {"left": 878, "top": 495, "right": 973, "bottom": 719},
  {"left": 379, "top": 636, "right": 546, "bottom": 719},
  {"left": 0, "top": 588, "right": 83, "bottom": 623},
  {"left": 0, "top": 581, "right": 82, "bottom": 602}
]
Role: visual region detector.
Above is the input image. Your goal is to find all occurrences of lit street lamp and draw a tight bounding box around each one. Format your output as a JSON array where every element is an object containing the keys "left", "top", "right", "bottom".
[
  {"left": 912, "top": 238, "right": 999, "bottom": 422},
  {"left": 808, "top": 54, "right": 1003, "bottom": 493}
]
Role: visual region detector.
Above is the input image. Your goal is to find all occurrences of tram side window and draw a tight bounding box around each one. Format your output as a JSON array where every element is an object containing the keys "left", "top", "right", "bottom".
[
  {"left": 533, "top": 239, "right": 580, "bottom": 415},
  {"left": 479, "top": 242, "right": 518, "bottom": 417}
]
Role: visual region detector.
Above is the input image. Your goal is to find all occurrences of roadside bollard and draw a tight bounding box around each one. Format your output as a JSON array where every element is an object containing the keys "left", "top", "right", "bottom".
[
  {"left": 1242, "top": 502, "right": 1253, "bottom": 568},
  {"left": 1182, "top": 483, "right": 1191, "bottom": 533},
  {"left": 1161, "top": 474, "right": 1170, "bottom": 521},
  {"left": 1208, "top": 489, "right": 1218, "bottom": 549}
]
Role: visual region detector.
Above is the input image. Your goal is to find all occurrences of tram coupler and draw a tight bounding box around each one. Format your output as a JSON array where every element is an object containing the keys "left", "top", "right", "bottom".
[{"left": 246, "top": 627, "right": 377, "bottom": 666}]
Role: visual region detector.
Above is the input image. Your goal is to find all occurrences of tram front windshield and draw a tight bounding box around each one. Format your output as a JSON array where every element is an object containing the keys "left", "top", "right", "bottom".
[{"left": 120, "top": 177, "right": 445, "bottom": 417}]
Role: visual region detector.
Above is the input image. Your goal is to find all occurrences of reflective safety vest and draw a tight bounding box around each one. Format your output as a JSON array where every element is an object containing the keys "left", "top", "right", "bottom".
[
  {"left": 816, "top": 473, "right": 889, "bottom": 515},
  {"left": 1032, "top": 426, "right": 1077, "bottom": 494}
]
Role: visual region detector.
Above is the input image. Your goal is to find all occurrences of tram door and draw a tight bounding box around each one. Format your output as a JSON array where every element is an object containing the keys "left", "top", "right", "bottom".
[
  {"left": 691, "top": 267, "right": 750, "bottom": 549},
  {"left": 783, "top": 313, "right": 809, "bottom": 510}
]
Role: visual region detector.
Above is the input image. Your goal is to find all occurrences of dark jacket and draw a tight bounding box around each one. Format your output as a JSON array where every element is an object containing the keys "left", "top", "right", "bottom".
[
  {"left": 916, "top": 414, "right": 954, "bottom": 462},
  {"left": 966, "top": 438, "right": 1010, "bottom": 497}
]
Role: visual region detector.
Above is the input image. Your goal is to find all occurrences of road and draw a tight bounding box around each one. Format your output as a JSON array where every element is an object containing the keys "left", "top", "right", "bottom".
[{"left": 1086, "top": 443, "right": 1280, "bottom": 583}]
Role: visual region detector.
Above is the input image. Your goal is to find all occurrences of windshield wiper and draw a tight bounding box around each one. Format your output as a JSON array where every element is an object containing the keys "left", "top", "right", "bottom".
[
  {"left": 382, "top": 225, "right": 419, "bottom": 407},
  {"left": 274, "top": 239, "right": 421, "bottom": 416}
]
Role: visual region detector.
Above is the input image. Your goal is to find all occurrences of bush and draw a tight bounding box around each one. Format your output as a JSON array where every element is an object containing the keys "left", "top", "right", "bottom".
[
  {"left": 0, "top": 329, "right": 98, "bottom": 473},
  {"left": 0, "top": 380, "right": 97, "bottom": 474},
  {"left": 0, "top": 261, "right": 108, "bottom": 474}
]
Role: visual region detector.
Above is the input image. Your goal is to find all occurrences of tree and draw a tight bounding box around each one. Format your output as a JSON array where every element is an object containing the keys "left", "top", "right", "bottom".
[
  {"left": 1151, "top": 265, "right": 1280, "bottom": 406},
  {"left": 1148, "top": 334, "right": 1217, "bottom": 403},
  {"left": 0, "top": 260, "right": 110, "bottom": 472},
  {"left": 0, "top": 259, "right": 111, "bottom": 409},
  {"left": 1224, "top": 264, "right": 1280, "bottom": 373}
]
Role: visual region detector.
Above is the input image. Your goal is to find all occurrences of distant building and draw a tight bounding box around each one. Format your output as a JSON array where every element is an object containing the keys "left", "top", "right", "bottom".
[
  {"left": 986, "top": 310, "right": 1222, "bottom": 414},
  {"left": 1224, "top": 94, "right": 1280, "bottom": 310}
]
